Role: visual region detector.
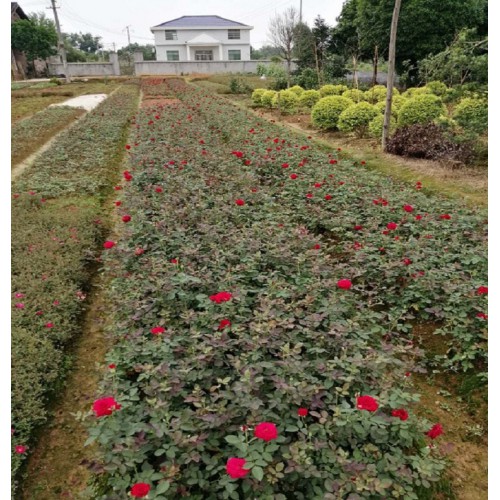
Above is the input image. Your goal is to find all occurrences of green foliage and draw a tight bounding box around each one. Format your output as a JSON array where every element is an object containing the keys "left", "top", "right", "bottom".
[
  {"left": 452, "top": 97, "right": 488, "bottom": 134},
  {"left": 118, "top": 43, "right": 157, "bottom": 61},
  {"left": 402, "top": 87, "right": 432, "bottom": 99},
  {"left": 319, "top": 84, "right": 349, "bottom": 97},
  {"left": 397, "top": 94, "right": 446, "bottom": 128},
  {"left": 338, "top": 101, "right": 379, "bottom": 136},
  {"left": 294, "top": 68, "right": 319, "bottom": 90},
  {"left": 298, "top": 89, "right": 321, "bottom": 108},
  {"left": 229, "top": 78, "right": 252, "bottom": 94},
  {"left": 419, "top": 29, "right": 488, "bottom": 87},
  {"left": 311, "top": 95, "right": 354, "bottom": 129},
  {"left": 251, "top": 88, "right": 267, "bottom": 106},
  {"left": 368, "top": 113, "right": 396, "bottom": 138},
  {"left": 11, "top": 12, "right": 58, "bottom": 62},
  {"left": 364, "top": 85, "right": 386, "bottom": 103},
  {"left": 260, "top": 90, "right": 277, "bottom": 108},
  {"left": 426, "top": 81, "right": 449, "bottom": 96},
  {"left": 65, "top": 31, "right": 102, "bottom": 53},
  {"left": 272, "top": 89, "right": 299, "bottom": 114},
  {"left": 49, "top": 77, "right": 61, "bottom": 85},
  {"left": 288, "top": 85, "right": 305, "bottom": 96},
  {"left": 342, "top": 88, "right": 366, "bottom": 103},
  {"left": 374, "top": 95, "right": 406, "bottom": 117}
]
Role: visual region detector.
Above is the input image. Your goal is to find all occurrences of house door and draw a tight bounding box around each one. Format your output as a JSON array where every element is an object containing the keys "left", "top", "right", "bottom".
[{"left": 195, "top": 50, "right": 213, "bottom": 61}]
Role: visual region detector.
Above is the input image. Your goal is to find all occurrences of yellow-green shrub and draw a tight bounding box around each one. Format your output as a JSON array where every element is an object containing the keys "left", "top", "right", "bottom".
[
  {"left": 261, "top": 90, "right": 277, "bottom": 108},
  {"left": 426, "top": 81, "right": 448, "bottom": 96},
  {"left": 251, "top": 88, "right": 267, "bottom": 105},
  {"left": 342, "top": 89, "right": 365, "bottom": 103},
  {"left": 402, "top": 86, "right": 432, "bottom": 98},
  {"left": 272, "top": 89, "right": 299, "bottom": 114},
  {"left": 397, "top": 94, "right": 446, "bottom": 128},
  {"left": 319, "top": 84, "right": 349, "bottom": 97},
  {"left": 298, "top": 89, "right": 321, "bottom": 108},
  {"left": 288, "top": 85, "right": 305, "bottom": 96},
  {"left": 311, "top": 95, "right": 354, "bottom": 129},
  {"left": 374, "top": 95, "right": 405, "bottom": 117},
  {"left": 369, "top": 113, "right": 397, "bottom": 138},
  {"left": 452, "top": 97, "right": 488, "bottom": 134},
  {"left": 338, "top": 102, "right": 379, "bottom": 136}
]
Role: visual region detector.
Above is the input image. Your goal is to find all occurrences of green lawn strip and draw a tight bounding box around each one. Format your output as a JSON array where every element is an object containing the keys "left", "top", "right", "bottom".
[
  {"left": 226, "top": 96, "right": 487, "bottom": 208},
  {"left": 11, "top": 106, "right": 85, "bottom": 167},
  {"left": 11, "top": 82, "right": 140, "bottom": 494},
  {"left": 82, "top": 79, "right": 486, "bottom": 498}
]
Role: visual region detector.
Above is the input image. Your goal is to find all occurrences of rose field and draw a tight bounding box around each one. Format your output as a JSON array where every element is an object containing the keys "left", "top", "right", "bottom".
[{"left": 12, "top": 78, "right": 487, "bottom": 499}]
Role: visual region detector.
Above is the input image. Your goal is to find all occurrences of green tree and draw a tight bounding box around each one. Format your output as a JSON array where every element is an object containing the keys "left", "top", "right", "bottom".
[
  {"left": 11, "top": 12, "right": 58, "bottom": 64},
  {"left": 118, "top": 43, "right": 156, "bottom": 61},
  {"left": 66, "top": 32, "right": 102, "bottom": 53},
  {"left": 293, "top": 22, "right": 315, "bottom": 70}
]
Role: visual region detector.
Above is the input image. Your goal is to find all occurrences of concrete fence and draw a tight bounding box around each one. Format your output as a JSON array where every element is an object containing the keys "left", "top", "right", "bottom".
[
  {"left": 134, "top": 58, "right": 296, "bottom": 76},
  {"left": 48, "top": 53, "right": 120, "bottom": 77}
]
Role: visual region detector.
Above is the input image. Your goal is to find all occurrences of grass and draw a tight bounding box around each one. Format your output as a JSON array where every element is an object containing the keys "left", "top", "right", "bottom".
[{"left": 11, "top": 81, "right": 121, "bottom": 122}]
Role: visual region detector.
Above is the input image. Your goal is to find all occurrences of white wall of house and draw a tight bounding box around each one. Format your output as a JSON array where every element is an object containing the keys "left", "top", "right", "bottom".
[{"left": 153, "top": 28, "right": 251, "bottom": 61}]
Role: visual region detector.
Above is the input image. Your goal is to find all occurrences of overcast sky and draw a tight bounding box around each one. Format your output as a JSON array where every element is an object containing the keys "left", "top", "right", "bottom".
[{"left": 19, "top": 0, "right": 346, "bottom": 50}]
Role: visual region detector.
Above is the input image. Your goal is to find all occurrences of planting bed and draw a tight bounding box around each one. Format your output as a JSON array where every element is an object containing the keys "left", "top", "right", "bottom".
[
  {"left": 85, "top": 78, "right": 486, "bottom": 499},
  {"left": 11, "top": 82, "right": 140, "bottom": 494}
]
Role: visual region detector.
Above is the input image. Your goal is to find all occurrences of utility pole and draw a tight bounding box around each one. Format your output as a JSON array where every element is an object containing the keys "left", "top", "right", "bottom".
[
  {"left": 124, "top": 25, "right": 132, "bottom": 46},
  {"left": 48, "top": 0, "right": 70, "bottom": 83},
  {"left": 382, "top": 0, "right": 402, "bottom": 151}
]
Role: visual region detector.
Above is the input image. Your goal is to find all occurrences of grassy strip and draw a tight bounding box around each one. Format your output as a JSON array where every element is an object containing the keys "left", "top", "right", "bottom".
[
  {"left": 11, "top": 81, "right": 120, "bottom": 122},
  {"left": 11, "top": 83, "right": 140, "bottom": 494},
  {"left": 11, "top": 106, "right": 85, "bottom": 166},
  {"left": 84, "top": 78, "right": 487, "bottom": 498}
]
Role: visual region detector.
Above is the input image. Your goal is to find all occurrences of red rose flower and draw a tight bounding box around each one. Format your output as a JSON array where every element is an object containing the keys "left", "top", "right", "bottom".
[
  {"left": 209, "top": 292, "right": 233, "bottom": 304},
  {"left": 122, "top": 215, "right": 131, "bottom": 223},
  {"left": 313, "top": 244, "right": 321, "bottom": 250},
  {"left": 440, "top": 214, "right": 451, "bottom": 220},
  {"left": 403, "top": 258, "right": 412, "bottom": 266},
  {"left": 108, "top": 363, "right": 116, "bottom": 369},
  {"left": 170, "top": 258, "right": 178, "bottom": 264},
  {"left": 125, "top": 144, "right": 131, "bottom": 150},
  {"left": 314, "top": 183, "right": 322, "bottom": 188},
  {"left": 135, "top": 248, "right": 145, "bottom": 256},
  {"left": 114, "top": 201, "right": 122, "bottom": 206},
  {"left": 15, "top": 303, "right": 25, "bottom": 309},
  {"left": 356, "top": 395, "right": 378, "bottom": 412},
  {"left": 150, "top": 326, "right": 165, "bottom": 335},
  {"left": 282, "top": 163, "right": 289, "bottom": 168},
  {"left": 354, "top": 225, "right": 362, "bottom": 231},
  {"left": 155, "top": 187, "right": 163, "bottom": 193},
  {"left": 477, "top": 286, "right": 488, "bottom": 295},
  {"left": 386, "top": 222, "right": 398, "bottom": 230},
  {"left": 218, "top": 319, "right": 231, "bottom": 330},
  {"left": 103, "top": 241, "right": 116, "bottom": 249},
  {"left": 226, "top": 457, "right": 250, "bottom": 479},
  {"left": 290, "top": 173, "right": 298, "bottom": 179},
  {"left": 92, "top": 396, "right": 121, "bottom": 417},
  {"left": 45, "top": 322, "right": 54, "bottom": 328},
  {"left": 329, "top": 159, "right": 337, "bottom": 164},
  {"left": 415, "top": 214, "right": 423, "bottom": 220},
  {"left": 325, "top": 194, "right": 332, "bottom": 200},
  {"left": 426, "top": 423, "right": 443, "bottom": 439},
  {"left": 306, "top": 193, "right": 313, "bottom": 199},
  {"left": 297, "top": 408, "right": 308, "bottom": 417},
  {"left": 337, "top": 279, "right": 352, "bottom": 290},
  {"left": 391, "top": 409, "right": 409, "bottom": 421},
  {"left": 403, "top": 205, "right": 414, "bottom": 212},
  {"left": 235, "top": 199, "right": 245, "bottom": 206},
  {"left": 15, "top": 445, "right": 27, "bottom": 454},
  {"left": 130, "top": 483, "right": 151, "bottom": 498},
  {"left": 254, "top": 422, "right": 278, "bottom": 441},
  {"left": 476, "top": 312, "right": 488, "bottom": 320}
]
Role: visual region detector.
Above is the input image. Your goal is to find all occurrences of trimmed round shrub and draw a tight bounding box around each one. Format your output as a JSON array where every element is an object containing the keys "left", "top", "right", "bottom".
[
  {"left": 342, "top": 89, "right": 365, "bottom": 103},
  {"left": 434, "top": 115, "right": 458, "bottom": 131},
  {"left": 272, "top": 89, "right": 299, "bottom": 114},
  {"left": 426, "top": 81, "right": 448, "bottom": 96},
  {"left": 364, "top": 85, "right": 387, "bottom": 103},
  {"left": 298, "top": 89, "right": 321, "bottom": 108},
  {"left": 374, "top": 94, "right": 406, "bottom": 117},
  {"left": 319, "top": 84, "right": 349, "bottom": 97},
  {"left": 402, "top": 86, "right": 432, "bottom": 98},
  {"left": 368, "top": 113, "right": 396, "bottom": 138},
  {"left": 452, "top": 97, "right": 488, "bottom": 134},
  {"left": 397, "top": 94, "right": 446, "bottom": 128},
  {"left": 251, "top": 88, "right": 267, "bottom": 106},
  {"left": 338, "top": 102, "right": 379, "bottom": 136},
  {"left": 261, "top": 90, "right": 277, "bottom": 108},
  {"left": 311, "top": 96, "right": 354, "bottom": 129},
  {"left": 288, "top": 85, "right": 305, "bottom": 96}
]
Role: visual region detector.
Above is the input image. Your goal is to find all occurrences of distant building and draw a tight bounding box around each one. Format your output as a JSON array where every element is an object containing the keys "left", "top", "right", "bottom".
[
  {"left": 151, "top": 15, "right": 253, "bottom": 62},
  {"left": 11, "top": 2, "right": 28, "bottom": 79}
]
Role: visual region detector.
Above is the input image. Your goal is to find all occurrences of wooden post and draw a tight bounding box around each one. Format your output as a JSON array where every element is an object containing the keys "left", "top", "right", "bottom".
[
  {"left": 49, "top": 0, "right": 70, "bottom": 83},
  {"left": 372, "top": 44, "right": 378, "bottom": 86},
  {"left": 382, "top": 0, "right": 402, "bottom": 151}
]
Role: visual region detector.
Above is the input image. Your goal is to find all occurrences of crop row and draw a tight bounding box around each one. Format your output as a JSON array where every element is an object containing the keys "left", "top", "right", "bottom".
[
  {"left": 85, "top": 78, "right": 484, "bottom": 499},
  {"left": 11, "top": 82, "right": 140, "bottom": 492}
]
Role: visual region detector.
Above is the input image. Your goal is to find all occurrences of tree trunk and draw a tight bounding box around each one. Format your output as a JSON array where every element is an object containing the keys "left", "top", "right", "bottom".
[
  {"left": 286, "top": 58, "right": 291, "bottom": 88},
  {"left": 352, "top": 54, "right": 358, "bottom": 88},
  {"left": 382, "top": 0, "right": 402, "bottom": 151},
  {"left": 314, "top": 40, "right": 322, "bottom": 87},
  {"left": 372, "top": 45, "right": 378, "bottom": 86}
]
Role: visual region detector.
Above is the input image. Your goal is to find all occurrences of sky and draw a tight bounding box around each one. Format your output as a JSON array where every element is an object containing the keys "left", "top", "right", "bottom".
[{"left": 18, "top": 0, "right": 346, "bottom": 50}]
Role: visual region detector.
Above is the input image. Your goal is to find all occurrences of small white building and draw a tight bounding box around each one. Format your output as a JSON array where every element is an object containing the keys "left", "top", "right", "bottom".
[{"left": 151, "top": 15, "right": 253, "bottom": 62}]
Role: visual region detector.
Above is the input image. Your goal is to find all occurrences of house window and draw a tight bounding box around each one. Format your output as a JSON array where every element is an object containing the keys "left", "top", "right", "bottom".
[
  {"left": 195, "top": 50, "right": 213, "bottom": 61},
  {"left": 228, "top": 29, "right": 240, "bottom": 40},
  {"left": 228, "top": 50, "right": 241, "bottom": 61},
  {"left": 166, "top": 50, "right": 179, "bottom": 61},
  {"left": 165, "top": 30, "right": 178, "bottom": 40}
]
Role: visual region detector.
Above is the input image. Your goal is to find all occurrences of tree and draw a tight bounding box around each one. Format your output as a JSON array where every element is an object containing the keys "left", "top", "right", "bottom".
[
  {"left": 267, "top": 6, "right": 299, "bottom": 87},
  {"left": 252, "top": 45, "right": 282, "bottom": 60},
  {"left": 293, "top": 22, "right": 315, "bottom": 70},
  {"left": 118, "top": 43, "right": 156, "bottom": 61},
  {"left": 312, "top": 16, "right": 331, "bottom": 83},
  {"left": 11, "top": 11, "right": 58, "bottom": 67},
  {"left": 66, "top": 32, "right": 102, "bottom": 53}
]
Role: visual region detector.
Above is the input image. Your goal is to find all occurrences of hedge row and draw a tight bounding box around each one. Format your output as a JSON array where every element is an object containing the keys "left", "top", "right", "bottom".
[
  {"left": 86, "top": 79, "right": 486, "bottom": 499},
  {"left": 11, "top": 82, "right": 140, "bottom": 493},
  {"left": 11, "top": 106, "right": 84, "bottom": 166}
]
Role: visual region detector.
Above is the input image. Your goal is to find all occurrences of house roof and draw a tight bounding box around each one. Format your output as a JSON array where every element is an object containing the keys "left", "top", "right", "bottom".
[
  {"left": 11, "top": 2, "right": 29, "bottom": 20},
  {"left": 152, "top": 15, "right": 252, "bottom": 29}
]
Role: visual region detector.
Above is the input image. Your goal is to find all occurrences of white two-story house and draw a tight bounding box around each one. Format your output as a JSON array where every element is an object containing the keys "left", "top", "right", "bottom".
[{"left": 151, "top": 15, "right": 253, "bottom": 62}]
